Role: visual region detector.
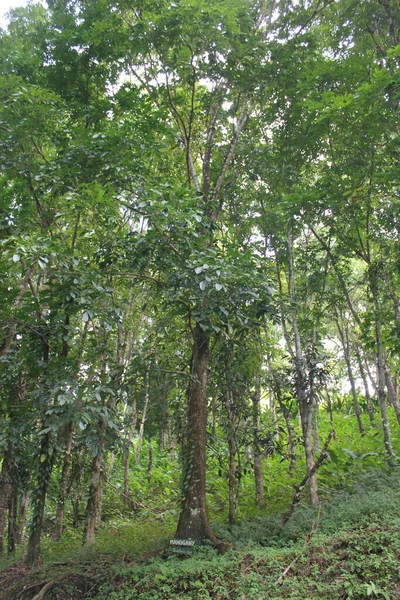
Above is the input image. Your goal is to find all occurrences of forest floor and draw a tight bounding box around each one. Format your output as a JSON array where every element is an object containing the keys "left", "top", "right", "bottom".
[{"left": 1, "top": 468, "right": 400, "bottom": 600}]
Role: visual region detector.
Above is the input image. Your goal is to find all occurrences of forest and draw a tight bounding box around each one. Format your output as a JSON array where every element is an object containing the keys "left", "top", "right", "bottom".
[{"left": 0, "top": 0, "right": 400, "bottom": 598}]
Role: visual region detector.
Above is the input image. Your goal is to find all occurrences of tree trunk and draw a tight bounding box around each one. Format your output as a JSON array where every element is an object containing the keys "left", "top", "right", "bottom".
[
  {"left": 53, "top": 422, "right": 74, "bottom": 541},
  {"left": 17, "top": 490, "right": 29, "bottom": 544},
  {"left": 135, "top": 370, "right": 150, "bottom": 465},
  {"left": 385, "top": 367, "right": 400, "bottom": 426},
  {"left": 252, "top": 376, "right": 264, "bottom": 506},
  {"left": 354, "top": 344, "right": 375, "bottom": 425},
  {"left": 95, "top": 457, "right": 105, "bottom": 528},
  {"left": 7, "top": 483, "right": 18, "bottom": 554},
  {"left": 276, "top": 386, "right": 297, "bottom": 475},
  {"left": 288, "top": 228, "right": 319, "bottom": 507},
  {"left": 123, "top": 400, "right": 137, "bottom": 508},
  {"left": 176, "top": 325, "right": 216, "bottom": 543},
  {"left": 337, "top": 320, "right": 364, "bottom": 435},
  {"left": 0, "top": 455, "right": 12, "bottom": 554},
  {"left": 25, "top": 434, "right": 54, "bottom": 564},
  {"left": 83, "top": 424, "right": 106, "bottom": 545},
  {"left": 147, "top": 444, "right": 153, "bottom": 483},
  {"left": 369, "top": 267, "right": 393, "bottom": 459},
  {"left": 324, "top": 385, "right": 337, "bottom": 440}
]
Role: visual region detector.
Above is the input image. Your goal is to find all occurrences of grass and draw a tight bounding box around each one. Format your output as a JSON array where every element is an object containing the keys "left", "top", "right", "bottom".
[{"left": 1, "top": 409, "right": 400, "bottom": 599}]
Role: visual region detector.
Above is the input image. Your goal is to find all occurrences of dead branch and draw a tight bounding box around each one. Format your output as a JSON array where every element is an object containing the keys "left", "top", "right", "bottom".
[
  {"left": 281, "top": 430, "right": 334, "bottom": 528},
  {"left": 275, "top": 503, "right": 322, "bottom": 585}
]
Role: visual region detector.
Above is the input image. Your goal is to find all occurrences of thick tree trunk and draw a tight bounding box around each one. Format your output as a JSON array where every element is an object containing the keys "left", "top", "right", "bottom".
[
  {"left": 53, "top": 422, "right": 74, "bottom": 541},
  {"left": 176, "top": 325, "right": 216, "bottom": 543},
  {"left": 252, "top": 376, "right": 264, "bottom": 506}
]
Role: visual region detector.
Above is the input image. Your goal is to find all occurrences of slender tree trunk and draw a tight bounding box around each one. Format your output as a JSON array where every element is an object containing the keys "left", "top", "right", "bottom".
[
  {"left": 0, "top": 455, "right": 12, "bottom": 554},
  {"left": 324, "top": 385, "right": 337, "bottom": 440},
  {"left": 124, "top": 400, "right": 137, "bottom": 508},
  {"left": 288, "top": 229, "right": 319, "bottom": 507},
  {"left": 225, "top": 387, "right": 238, "bottom": 526},
  {"left": 176, "top": 325, "right": 216, "bottom": 543},
  {"left": 7, "top": 483, "right": 18, "bottom": 554},
  {"left": 311, "top": 400, "right": 320, "bottom": 452},
  {"left": 147, "top": 445, "right": 153, "bottom": 483},
  {"left": 95, "top": 457, "right": 105, "bottom": 528},
  {"left": 135, "top": 370, "right": 150, "bottom": 465},
  {"left": 17, "top": 490, "right": 29, "bottom": 544},
  {"left": 252, "top": 376, "right": 264, "bottom": 506},
  {"left": 369, "top": 267, "right": 393, "bottom": 459},
  {"left": 108, "top": 453, "right": 115, "bottom": 474},
  {"left": 337, "top": 320, "right": 364, "bottom": 435},
  {"left": 385, "top": 367, "right": 400, "bottom": 426},
  {"left": 25, "top": 433, "right": 54, "bottom": 564},
  {"left": 83, "top": 424, "right": 106, "bottom": 545},
  {"left": 354, "top": 345, "right": 375, "bottom": 425},
  {"left": 53, "top": 422, "right": 74, "bottom": 541}
]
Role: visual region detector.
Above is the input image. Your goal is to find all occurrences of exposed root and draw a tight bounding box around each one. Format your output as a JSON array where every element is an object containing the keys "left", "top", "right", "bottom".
[{"left": 30, "top": 573, "right": 90, "bottom": 600}]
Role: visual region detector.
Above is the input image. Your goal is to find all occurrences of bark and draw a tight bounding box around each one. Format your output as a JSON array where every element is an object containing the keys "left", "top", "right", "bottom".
[
  {"left": 95, "top": 457, "right": 105, "bottom": 528},
  {"left": 7, "top": 483, "right": 18, "bottom": 554},
  {"left": 176, "top": 325, "right": 217, "bottom": 543},
  {"left": 252, "top": 376, "right": 264, "bottom": 506},
  {"left": 311, "top": 401, "right": 320, "bottom": 452},
  {"left": 336, "top": 319, "right": 364, "bottom": 435},
  {"left": 25, "top": 434, "right": 54, "bottom": 564},
  {"left": 53, "top": 422, "right": 74, "bottom": 541},
  {"left": 83, "top": 424, "right": 106, "bottom": 545},
  {"left": 17, "top": 490, "right": 29, "bottom": 544},
  {"left": 108, "top": 453, "right": 115, "bottom": 474},
  {"left": 369, "top": 267, "right": 393, "bottom": 459},
  {"left": 276, "top": 387, "right": 297, "bottom": 475},
  {"left": 324, "top": 385, "right": 337, "bottom": 440},
  {"left": 354, "top": 345, "right": 375, "bottom": 425},
  {"left": 0, "top": 455, "right": 12, "bottom": 554},
  {"left": 288, "top": 229, "right": 319, "bottom": 507},
  {"left": 124, "top": 399, "right": 137, "bottom": 508},
  {"left": 227, "top": 407, "right": 238, "bottom": 525},
  {"left": 385, "top": 367, "right": 400, "bottom": 426},
  {"left": 135, "top": 370, "right": 150, "bottom": 465},
  {"left": 147, "top": 445, "right": 153, "bottom": 483}
]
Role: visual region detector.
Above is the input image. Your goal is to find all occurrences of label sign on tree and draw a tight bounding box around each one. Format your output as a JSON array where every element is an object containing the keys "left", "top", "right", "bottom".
[{"left": 169, "top": 539, "right": 196, "bottom": 555}]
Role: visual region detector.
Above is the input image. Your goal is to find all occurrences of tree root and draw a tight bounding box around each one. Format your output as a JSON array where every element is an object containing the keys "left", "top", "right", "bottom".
[{"left": 30, "top": 573, "right": 90, "bottom": 600}]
